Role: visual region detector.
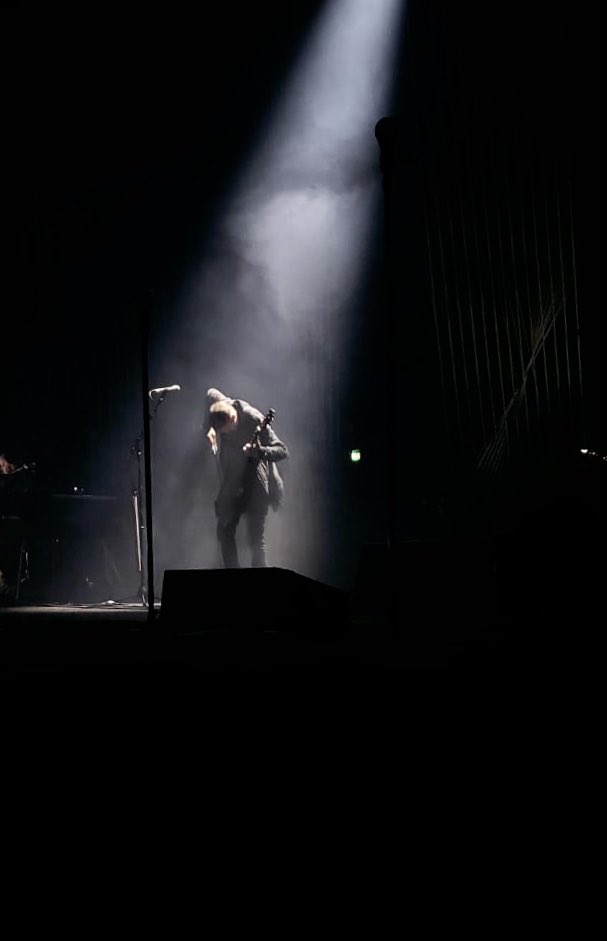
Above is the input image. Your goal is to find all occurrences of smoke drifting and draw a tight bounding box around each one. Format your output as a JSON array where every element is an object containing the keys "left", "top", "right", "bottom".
[{"left": 132, "top": 1, "right": 403, "bottom": 589}]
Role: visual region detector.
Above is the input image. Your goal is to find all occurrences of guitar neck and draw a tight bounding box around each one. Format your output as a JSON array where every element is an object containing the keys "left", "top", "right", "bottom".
[{"left": 248, "top": 409, "right": 275, "bottom": 448}]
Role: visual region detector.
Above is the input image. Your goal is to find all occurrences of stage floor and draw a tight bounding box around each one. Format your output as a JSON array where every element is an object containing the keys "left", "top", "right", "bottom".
[
  {"left": 0, "top": 602, "right": 150, "bottom": 623},
  {"left": 0, "top": 599, "right": 508, "bottom": 676}
]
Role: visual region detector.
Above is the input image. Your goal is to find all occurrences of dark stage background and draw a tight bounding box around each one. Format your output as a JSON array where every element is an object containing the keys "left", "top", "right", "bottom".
[{"left": 1, "top": 0, "right": 603, "bottom": 607}]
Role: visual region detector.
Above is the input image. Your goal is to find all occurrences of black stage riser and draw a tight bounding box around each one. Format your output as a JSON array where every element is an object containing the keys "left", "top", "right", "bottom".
[{"left": 160, "top": 567, "right": 349, "bottom": 631}]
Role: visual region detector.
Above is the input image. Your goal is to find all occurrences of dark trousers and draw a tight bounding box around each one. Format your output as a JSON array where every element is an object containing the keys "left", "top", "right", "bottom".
[{"left": 216, "top": 496, "right": 269, "bottom": 568}]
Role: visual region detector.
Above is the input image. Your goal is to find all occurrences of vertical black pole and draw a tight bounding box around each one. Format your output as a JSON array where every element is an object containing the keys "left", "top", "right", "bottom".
[{"left": 140, "top": 291, "right": 155, "bottom": 622}]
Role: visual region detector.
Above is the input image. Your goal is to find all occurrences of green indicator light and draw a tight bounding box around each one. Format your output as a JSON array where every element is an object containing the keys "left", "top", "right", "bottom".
[{"left": 350, "top": 449, "right": 361, "bottom": 463}]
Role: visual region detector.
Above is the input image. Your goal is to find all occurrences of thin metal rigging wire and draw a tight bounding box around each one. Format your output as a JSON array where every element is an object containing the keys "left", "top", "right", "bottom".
[
  {"left": 434, "top": 187, "right": 464, "bottom": 445},
  {"left": 529, "top": 131, "right": 552, "bottom": 412},
  {"left": 555, "top": 176, "right": 573, "bottom": 402},
  {"left": 423, "top": 186, "right": 451, "bottom": 447},
  {"left": 447, "top": 199, "right": 474, "bottom": 442},
  {"left": 448, "top": 47, "right": 487, "bottom": 450},
  {"left": 543, "top": 135, "right": 562, "bottom": 398},
  {"left": 504, "top": 117, "right": 532, "bottom": 443},
  {"left": 441, "top": 47, "right": 478, "bottom": 455},
  {"left": 471, "top": 169, "right": 499, "bottom": 438},
  {"left": 476, "top": 295, "right": 565, "bottom": 473},
  {"left": 479, "top": 146, "right": 509, "bottom": 452},
  {"left": 566, "top": 175, "right": 585, "bottom": 439},
  {"left": 516, "top": 141, "right": 543, "bottom": 434},
  {"left": 459, "top": 190, "right": 487, "bottom": 443},
  {"left": 494, "top": 176, "right": 522, "bottom": 451}
]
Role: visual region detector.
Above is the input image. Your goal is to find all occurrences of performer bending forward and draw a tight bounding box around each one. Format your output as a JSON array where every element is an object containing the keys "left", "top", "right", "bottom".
[{"left": 204, "top": 387, "right": 288, "bottom": 568}]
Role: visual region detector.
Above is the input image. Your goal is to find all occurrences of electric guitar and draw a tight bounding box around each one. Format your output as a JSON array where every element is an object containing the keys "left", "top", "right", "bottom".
[
  {"left": 245, "top": 408, "right": 276, "bottom": 456},
  {"left": 8, "top": 462, "right": 36, "bottom": 475}
]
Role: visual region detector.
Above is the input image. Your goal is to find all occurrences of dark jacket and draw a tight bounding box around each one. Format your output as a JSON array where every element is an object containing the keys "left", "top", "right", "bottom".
[{"left": 205, "top": 388, "right": 288, "bottom": 512}]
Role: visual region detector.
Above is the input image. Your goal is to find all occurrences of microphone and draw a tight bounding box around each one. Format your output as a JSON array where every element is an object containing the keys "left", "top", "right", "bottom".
[{"left": 148, "top": 384, "right": 181, "bottom": 399}]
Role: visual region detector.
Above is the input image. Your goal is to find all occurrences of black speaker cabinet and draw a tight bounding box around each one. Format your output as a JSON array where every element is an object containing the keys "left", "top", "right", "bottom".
[{"left": 160, "top": 567, "right": 348, "bottom": 631}]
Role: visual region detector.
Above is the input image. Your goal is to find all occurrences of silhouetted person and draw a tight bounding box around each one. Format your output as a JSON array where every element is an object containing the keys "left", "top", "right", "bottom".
[
  {"left": 0, "top": 454, "right": 16, "bottom": 476},
  {"left": 0, "top": 454, "right": 18, "bottom": 601},
  {"left": 203, "top": 387, "right": 288, "bottom": 568}
]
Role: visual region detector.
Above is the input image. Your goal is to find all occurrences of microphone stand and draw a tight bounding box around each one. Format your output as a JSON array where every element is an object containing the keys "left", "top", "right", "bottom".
[
  {"left": 129, "top": 393, "right": 166, "bottom": 616},
  {"left": 130, "top": 431, "right": 146, "bottom": 606},
  {"left": 118, "top": 295, "right": 179, "bottom": 618},
  {"left": 140, "top": 292, "right": 156, "bottom": 624}
]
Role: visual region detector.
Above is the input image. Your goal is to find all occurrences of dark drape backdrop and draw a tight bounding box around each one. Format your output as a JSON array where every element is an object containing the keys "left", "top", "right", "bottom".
[{"left": 373, "top": 0, "right": 603, "bottom": 547}]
